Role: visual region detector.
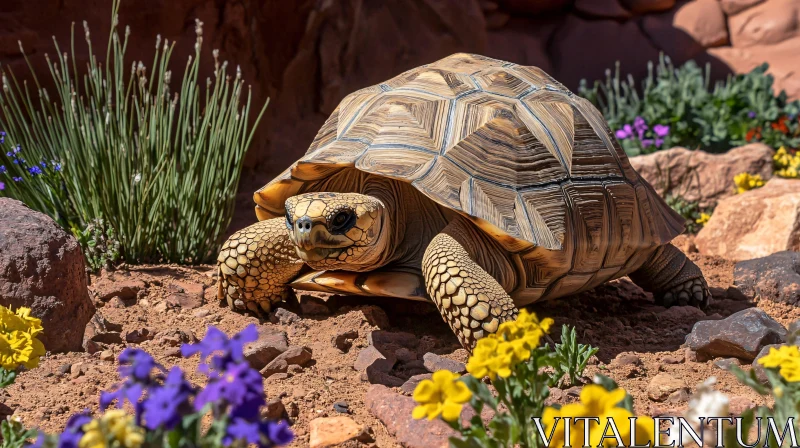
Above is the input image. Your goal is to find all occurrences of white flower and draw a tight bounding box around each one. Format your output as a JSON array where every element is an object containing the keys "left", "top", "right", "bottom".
[
  {"left": 666, "top": 377, "right": 730, "bottom": 446},
  {"left": 133, "top": 173, "right": 141, "bottom": 184}
]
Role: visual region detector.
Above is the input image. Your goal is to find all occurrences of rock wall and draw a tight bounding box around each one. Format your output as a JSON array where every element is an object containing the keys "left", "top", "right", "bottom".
[{"left": 1, "top": 0, "right": 798, "bottom": 181}]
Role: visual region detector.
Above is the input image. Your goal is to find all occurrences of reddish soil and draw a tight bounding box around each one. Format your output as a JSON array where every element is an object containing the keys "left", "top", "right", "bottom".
[{"left": 3, "top": 235, "right": 792, "bottom": 447}]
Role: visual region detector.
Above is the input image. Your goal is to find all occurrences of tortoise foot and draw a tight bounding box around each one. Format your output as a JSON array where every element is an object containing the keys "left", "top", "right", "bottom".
[{"left": 630, "top": 243, "right": 712, "bottom": 310}]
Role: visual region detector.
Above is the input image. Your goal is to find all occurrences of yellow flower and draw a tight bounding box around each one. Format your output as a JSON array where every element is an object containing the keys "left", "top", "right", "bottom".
[
  {"left": 733, "top": 172, "right": 765, "bottom": 194},
  {"left": 0, "top": 330, "right": 45, "bottom": 370},
  {"left": 412, "top": 370, "right": 472, "bottom": 421},
  {"left": 80, "top": 410, "right": 144, "bottom": 448},
  {"left": 757, "top": 345, "right": 800, "bottom": 382},
  {"left": 466, "top": 310, "right": 553, "bottom": 380},
  {"left": 695, "top": 212, "right": 711, "bottom": 226},
  {"left": 543, "top": 385, "right": 657, "bottom": 447},
  {"left": 14, "top": 308, "right": 43, "bottom": 337}
]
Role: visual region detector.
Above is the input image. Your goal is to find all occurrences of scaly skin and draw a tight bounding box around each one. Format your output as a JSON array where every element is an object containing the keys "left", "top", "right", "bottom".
[
  {"left": 629, "top": 243, "right": 711, "bottom": 308},
  {"left": 422, "top": 219, "right": 519, "bottom": 350},
  {"left": 217, "top": 218, "right": 304, "bottom": 314}
]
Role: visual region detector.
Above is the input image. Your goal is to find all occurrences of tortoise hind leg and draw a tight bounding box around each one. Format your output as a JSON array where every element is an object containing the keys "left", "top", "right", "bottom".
[
  {"left": 217, "top": 218, "right": 305, "bottom": 314},
  {"left": 629, "top": 243, "right": 711, "bottom": 309},
  {"left": 422, "top": 219, "right": 518, "bottom": 350}
]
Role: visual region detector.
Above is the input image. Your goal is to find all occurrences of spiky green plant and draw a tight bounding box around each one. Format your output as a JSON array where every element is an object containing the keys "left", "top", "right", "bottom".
[{"left": 0, "top": 0, "right": 267, "bottom": 264}]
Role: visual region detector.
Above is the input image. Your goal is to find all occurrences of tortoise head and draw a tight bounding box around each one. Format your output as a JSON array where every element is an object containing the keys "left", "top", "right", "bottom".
[{"left": 284, "top": 192, "right": 389, "bottom": 270}]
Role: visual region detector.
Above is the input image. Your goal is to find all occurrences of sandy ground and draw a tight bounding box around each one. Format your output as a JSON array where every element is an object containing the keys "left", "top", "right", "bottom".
[{"left": 3, "top": 235, "right": 793, "bottom": 447}]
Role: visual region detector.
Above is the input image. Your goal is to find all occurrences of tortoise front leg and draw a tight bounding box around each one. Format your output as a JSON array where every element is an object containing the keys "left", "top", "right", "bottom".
[
  {"left": 629, "top": 243, "right": 711, "bottom": 308},
  {"left": 217, "top": 218, "right": 304, "bottom": 314},
  {"left": 422, "top": 221, "right": 519, "bottom": 350}
]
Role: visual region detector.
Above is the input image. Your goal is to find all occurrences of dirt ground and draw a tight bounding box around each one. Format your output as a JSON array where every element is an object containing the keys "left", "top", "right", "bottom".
[{"left": 3, "top": 235, "right": 794, "bottom": 447}]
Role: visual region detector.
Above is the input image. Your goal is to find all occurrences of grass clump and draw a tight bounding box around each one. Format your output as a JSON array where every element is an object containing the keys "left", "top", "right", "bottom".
[{"left": 0, "top": 0, "right": 267, "bottom": 265}]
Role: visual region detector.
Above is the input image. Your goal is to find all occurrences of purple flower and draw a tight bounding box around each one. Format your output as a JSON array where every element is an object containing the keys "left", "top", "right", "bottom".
[
  {"left": 118, "top": 348, "right": 163, "bottom": 382},
  {"left": 141, "top": 367, "right": 194, "bottom": 430},
  {"left": 653, "top": 124, "right": 669, "bottom": 137},
  {"left": 748, "top": 111, "right": 757, "bottom": 119},
  {"left": 40, "top": 161, "right": 47, "bottom": 168},
  {"left": 0, "top": 131, "right": 5, "bottom": 144},
  {"left": 51, "top": 411, "right": 92, "bottom": 448},
  {"left": 28, "top": 166, "right": 42, "bottom": 175},
  {"left": 0, "top": 165, "right": 5, "bottom": 174},
  {"left": 263, "top": 420, "right": 295, "bottom": 446},
  {"left": 182, "top": 324, "right": 258, "bottom": 371},
  {"left": 615, "top": 124, "right": 633, "bottom": 140},
  {"left": 100, "top": 382, "right": 144, "bottom": 412},
  {"left": 640, "top": 139, "right": 654, "bottom": 148},
  {"left": 195, "top": 361, "right": 264, "bottom": 414},
  {"left": 633, "top": 116, "right": 648, "bottom": 140},
  {"left": 12, "top": 177, "right": 22, "bottom": 182},
  {"left": 54, "top": 162, "right": 62, "bottom": 172},
  {"left": 225, "top": 419, "right": 262, "bottom": 445},
  {"left": 0, "top": 182, "right": 4, "bottom": 191}
]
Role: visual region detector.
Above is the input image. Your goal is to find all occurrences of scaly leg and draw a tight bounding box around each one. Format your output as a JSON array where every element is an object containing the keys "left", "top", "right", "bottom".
[
  {"left": 629, "top": 243, "right": 711, "bottom": 308},
  {"left": 217, "top": 218, "right": 305, "bottom": 314},
  {"left": 422, "top": 220, "right": 519, "bottom": 350}
]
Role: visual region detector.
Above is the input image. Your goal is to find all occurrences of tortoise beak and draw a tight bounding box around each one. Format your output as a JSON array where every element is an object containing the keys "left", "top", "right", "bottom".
[{"left": 292, "top": 217, "right": 315, "bottom": 251}]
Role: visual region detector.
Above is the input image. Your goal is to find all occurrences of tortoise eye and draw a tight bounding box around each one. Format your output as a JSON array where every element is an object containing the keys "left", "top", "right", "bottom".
[{"left": 330, "top": 210, "right": 355, "bottom": 233}]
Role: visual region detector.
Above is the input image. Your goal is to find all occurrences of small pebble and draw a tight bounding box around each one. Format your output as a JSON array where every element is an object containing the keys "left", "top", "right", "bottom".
[
  {"left": 333, "top": 401, "right": 350, "bottom": 414},
  {"left": 99, "top": 350, "right": 115, "bottom": 362}
]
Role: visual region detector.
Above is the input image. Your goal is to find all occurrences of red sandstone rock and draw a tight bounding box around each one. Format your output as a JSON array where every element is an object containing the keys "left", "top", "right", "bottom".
[{"left": 728, "top": 0, "right": 800, "bottom": 47}]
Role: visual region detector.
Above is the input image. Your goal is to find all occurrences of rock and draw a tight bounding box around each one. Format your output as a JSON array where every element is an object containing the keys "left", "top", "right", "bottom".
[
  {"left": 573, "top": 0, "right": 632, "bottom": 18},
  {"left": 0, "top": 198, "right": 95, "bottom": 352},
  {"left": 686, "top": 308, "right": 787, "bottom": 361},
  {"left": 260, "top": 346, "right": 313, "bottom": 379},
  {"left": 685, "top": 348, "right": 698, "bottom": 362},
  {"left": 368, "top": 331, "right": 419, "bottom": 348},
  {"left": 485, "top": 19, "right": 554, "bottom": 74},
  {"left": 171, "top": 281, "right": 204, "bottom": 299},
  {"left": 658, "top": 305, "right": 707, "bottom": 322},
  {"left": 359, "top": 306, "right": 391, "bottom": 328},
  {"left": 728, "top": 0, "right": 800, "bottom": 47},
  {"left": 124, "top": 328, "right": 153, "bottom": 344},
  {"left": 192, "top": 308, "right": 210, "bottom": 318},
  {"left": 158, "top": 330, "right": 195, "bottom": 347},
  {"left": 714, "top": 357, "right": 742, "bottom": 370},
  {"left": 629, "top": 145, "right": 774, "bottom": 209},
  {"left": 363, "top": 367, "right": 406, "bottom": 387},
  {"left": 298, "top": 294, "right": 331, "bottom": 315},
  {"left": 366, "top": 384, "right": 456, "bottom": 448},
  {"left": 662, "top": 354, "right": 684, "bottom": 364},
  {"left": 99, "top": 350, "right": 115, "bottom": 362},
  {"left": 696, "top": 178, "right": 800, "bottom": 261},
  {"left": 263, "top": 398, "right": 286, "bottom": 420},
  {"left": 752, "top": 343, "right": 783, "bottom": 383},
  {"left": 550, "top": 15, "right": 660, "bottom": 90},
  {"left": 422, "top": 353, "right": 466, "bottom": 374},
  {"left": 647, "top": 373, "right": 689, "bottom": 402},
  {"left": 333, "top": 401, "right": 350, "bottom": 414},
  {"left": 618, "top": 0, "right": 676, "bottom": 13},
  {"left": 613, "top": 353, "right": 642, "bottom": 366},
  {"left": 729, "top": 396, "right": 756, "bottom": 415},
  {"left": 92, "top": 279, "right": 146, "bottom": 302},
  {"left": 734, "top": 251, "right": 800, "bottom": 305},
  {"left": 641, "top": 0, "right": 728, "bottom": 63},
  {"left": 354, "top": 346, "right": 397, "bottom": 373},
  {"left": 332, "top": 329, "right": 359, "bottom": 353},
  {"left": 58, "top": 364, "right": 72, "bottom": 376},
  {"left": 720, "top": 0, "right": 764, "bottom": 15},
  {"left": 401, "top": 373, "right": 433, "bottom": 395},
  {"left": 244, "top": 327, "right": 289, "bottom": 370},
  {"left": 271, "top": 308, "right": 300, "bottom": 324},
  {"left": 666, "top": 389, "right": 689, "bottom": 403},
  {"left": 395, "top": 348, "right": 417, "bottom": 363},
  {"left": 309, "top": 416, "right": 370, "bottom": 448},
  {"left": 89, "top": 331, "right": 123, "bottom": 345},
  {"left": 165, "top": 292, "right": 202, "bottom": 310}
]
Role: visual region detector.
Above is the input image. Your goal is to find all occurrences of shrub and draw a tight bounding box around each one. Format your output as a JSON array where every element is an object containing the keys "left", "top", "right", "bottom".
[
  {"left": 32, "top": 325, "right": 293, "bottom": 448},
  {"left": 579, "top": 54, "right": 800, "bottom": 156},
  {"left": 0, "top": 0, "right": 267, "bottom": 264}
]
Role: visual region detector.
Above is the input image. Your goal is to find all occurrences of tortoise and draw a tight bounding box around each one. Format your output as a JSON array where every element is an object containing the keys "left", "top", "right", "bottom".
[{"left": 217, "top": 53, "right": 710, "bottom": 349}]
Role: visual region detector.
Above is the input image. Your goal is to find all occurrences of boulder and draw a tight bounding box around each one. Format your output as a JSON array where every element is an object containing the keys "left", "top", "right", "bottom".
[
  {"left": 647, "top": 373, "right": 689, "bottom": 401},
  {"left": 695, "top": 178, "right": 800, "bottom": 261},
  {"left": 709, "top": 36, "right": 800, "bottom": 100},
  {"left": 720, "top": 0, "right": 765, "bottom": 15},
  {"left": 309, "top": 416, "right": 371, "bottom": 448},
  {"left": 573, "top": 0, "right": 632, "bottom": 19},
  {"left": 629, "top": 145, "right": 775, "bottom": 209},
  {"left": 728, "top": 0, "right": 800, "bottom": 47},
  {"left": 495, "top": 0, "right": 571, "bottom": 14},
  {"left": 0, "top": 198, "right": 95, "bottom": 352},
  {"left": 642, "top": 0, "right": 728, "bottom": 57},
  {"left": 752, "top": 343, "right": 783, "bottom": 383},
  {"left": 734, "top": 251, "right": 800, "bottom": 305},
  {"left": 366, "top": 384, "right": 455, "bottom": 448},
  {"left": 618, "top": 0, "right": 676, "bottom": 13},
  {"left": 685, "top": 308, "right": 787, "bottom": 361}
]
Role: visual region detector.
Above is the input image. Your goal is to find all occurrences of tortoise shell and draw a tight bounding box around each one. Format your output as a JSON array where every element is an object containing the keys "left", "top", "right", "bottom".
[{"left": 254, "top": 53, "right": 684, "bottom": 304}]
